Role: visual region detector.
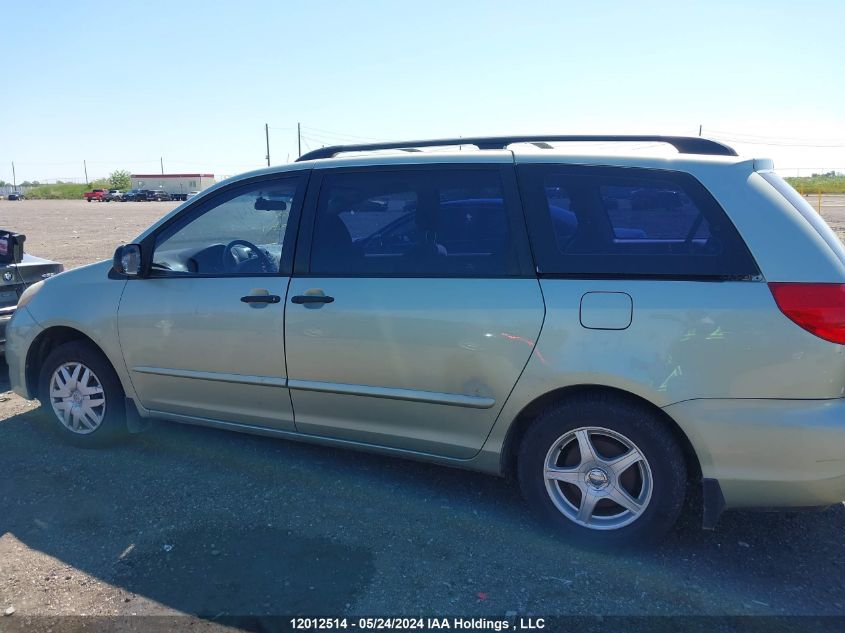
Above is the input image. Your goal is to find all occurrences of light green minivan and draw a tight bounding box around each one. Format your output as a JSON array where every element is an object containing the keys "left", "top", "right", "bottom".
[{"left": 7, "top": 136, "right": 845, "bottom": 546}]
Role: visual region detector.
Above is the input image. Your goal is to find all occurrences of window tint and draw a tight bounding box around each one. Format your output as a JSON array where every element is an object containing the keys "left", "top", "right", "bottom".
[
  {"left": 520, "top": 165, "right": 759, "bottom": 277},
  {"left": 310, "top": 169, "right": 518, "bottom": 276},
  {"left": 600, "top": 181, "right": 710, "bottom": 245},
  {"left": 153, "top": 178, "right": 300, "bottom": 275}
]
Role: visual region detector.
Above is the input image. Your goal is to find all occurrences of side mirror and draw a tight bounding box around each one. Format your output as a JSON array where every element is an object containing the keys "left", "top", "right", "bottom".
[{"left": 113, "top": 244, "right": 143, "bottom": 277}]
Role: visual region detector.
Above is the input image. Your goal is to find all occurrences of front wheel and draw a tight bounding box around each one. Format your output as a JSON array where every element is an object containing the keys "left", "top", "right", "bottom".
[
  {"left": 38, "top": 341, "right": 129, "bottom": 447},
  {"left": 517, "top": 394, "right": 686, "bottom": 547}
]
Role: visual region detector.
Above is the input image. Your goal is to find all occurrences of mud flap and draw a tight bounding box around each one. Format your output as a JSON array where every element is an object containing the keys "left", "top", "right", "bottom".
[
  {"left": 124, "top": 397, "right": 151, "bottom": 434},
  {"left": 702, "top": 478, "right": 726, "bottom": 530}
]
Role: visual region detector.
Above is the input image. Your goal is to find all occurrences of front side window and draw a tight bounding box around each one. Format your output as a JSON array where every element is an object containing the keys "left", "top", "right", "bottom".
[
  {"left": 520, "top": 165, "right": 759, "bottom": 278},
  {"left": 310, "top": 168, "right": 518, "bottom": 276},
  {"left": 152, "top": 177, "right": 300, "bottom": 275}
]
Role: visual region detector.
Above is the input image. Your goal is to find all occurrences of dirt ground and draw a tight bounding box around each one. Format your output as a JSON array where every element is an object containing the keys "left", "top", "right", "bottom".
[
  {"left": 0, "top": 199, "right": 173, "bottom": 270},
  {"left": 1, "top": 197, "right": 845, "bottom": 625}
]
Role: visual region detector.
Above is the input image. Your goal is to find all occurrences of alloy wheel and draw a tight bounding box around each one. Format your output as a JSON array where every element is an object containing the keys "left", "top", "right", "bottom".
[{"left": 543, "top": 426, "right": 653, "bottom": 530}]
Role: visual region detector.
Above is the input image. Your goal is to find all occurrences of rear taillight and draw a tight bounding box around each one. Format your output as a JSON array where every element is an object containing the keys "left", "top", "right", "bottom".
[{"left": 769, "top": 282, "right": 845, "bottom": 344}]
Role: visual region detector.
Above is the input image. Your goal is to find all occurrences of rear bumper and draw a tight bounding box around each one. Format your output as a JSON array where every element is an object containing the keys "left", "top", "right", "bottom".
[{"left": 664, "top": 398, "right": 845, "bottom": 509}]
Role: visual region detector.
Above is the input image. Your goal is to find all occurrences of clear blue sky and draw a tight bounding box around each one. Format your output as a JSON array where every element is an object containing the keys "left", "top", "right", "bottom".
[{"left": 2, "top": 0, "right": 844, "bottom": 183}]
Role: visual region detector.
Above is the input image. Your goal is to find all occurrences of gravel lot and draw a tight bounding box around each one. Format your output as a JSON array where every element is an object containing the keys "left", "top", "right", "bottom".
[
  {"left": 0, "top": 199, "right": 171, "bottom": 270},
  {"left": 1, "top": 197, "right": 844, "bottom": 624}
]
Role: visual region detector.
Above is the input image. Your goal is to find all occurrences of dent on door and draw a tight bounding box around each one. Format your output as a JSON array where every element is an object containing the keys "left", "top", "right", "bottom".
[{"left": 284, "top": 278, "right": 545, "bottom": 458}]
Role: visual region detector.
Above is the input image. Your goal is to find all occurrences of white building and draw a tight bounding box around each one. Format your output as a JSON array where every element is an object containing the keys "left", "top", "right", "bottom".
[{"left": 130, "top": 173, "right": 216, "bottom": 195}]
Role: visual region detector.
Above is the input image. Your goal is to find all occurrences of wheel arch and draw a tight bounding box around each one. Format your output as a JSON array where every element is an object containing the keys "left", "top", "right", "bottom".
[
  {"left": 500, "top": 384, "right": 702, "bottom": 483},
  {"left": 25, "top": 326, "right": 117, "bottom": 398}
]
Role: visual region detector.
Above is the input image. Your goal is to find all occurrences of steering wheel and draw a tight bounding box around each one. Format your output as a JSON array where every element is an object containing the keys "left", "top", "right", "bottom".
[{"left": 222, "top": 239, "right": 275, "bottom": 273}]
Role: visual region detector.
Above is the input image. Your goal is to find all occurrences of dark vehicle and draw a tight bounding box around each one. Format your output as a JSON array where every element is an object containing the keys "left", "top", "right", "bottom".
[
  {"left": 131, "top": 189, "right": 155, "bottom": 201},
  {"left": 0, "top": 230, "right": 63, "bottom": 353},
  {"left": 149, "top": 190, "right": 172, "bottom": 202},
  {"left": 7, "top": 192, "right": 25, "bottom": 201},
  {"left": 121, "top": 189, "right": 141, "bottom": 201}
]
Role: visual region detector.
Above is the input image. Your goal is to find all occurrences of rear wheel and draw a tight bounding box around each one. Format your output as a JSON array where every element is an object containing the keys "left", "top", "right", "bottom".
[
  {"left": 38, "top": 341, "right": 128, "bottom": 447},
  {"left": 517, "top": 394, "right": 686, "bottom": 547}
]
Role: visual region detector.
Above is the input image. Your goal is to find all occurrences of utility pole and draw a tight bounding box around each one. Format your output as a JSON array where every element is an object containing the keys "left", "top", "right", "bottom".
[
  {"left": 11, "top": 161, "right": 16, "bottom": 189},
  {"left": 83, "top": 160, "right": 89, "bottom": 185},
  {"left": 297, "top": 122, "right": 301, "bottom": 158},
  {"left": 265, "top": 123, "right": 271, "bottom": 166},
  {"left": 698, "top": 124, "right": 702, "bottom": 137},
  {"left": 160, "top": 157, "right": 164, "bottom": 175}
]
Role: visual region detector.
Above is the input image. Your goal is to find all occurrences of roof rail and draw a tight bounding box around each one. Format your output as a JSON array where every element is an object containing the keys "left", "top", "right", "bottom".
[{"left": 296, "top": 135, "right": 737, "bottom": 162}]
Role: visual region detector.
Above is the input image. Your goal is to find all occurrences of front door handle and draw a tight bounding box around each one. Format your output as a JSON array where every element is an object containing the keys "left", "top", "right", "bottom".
[
  {"left": 291, "top": 295, "right": 334, "bottom": 305},
  {"left": 241, "top": 294, "right": 281, "bottom": 304}
]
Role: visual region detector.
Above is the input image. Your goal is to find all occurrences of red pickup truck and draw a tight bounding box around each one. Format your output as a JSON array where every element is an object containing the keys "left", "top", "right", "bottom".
[{"left": 83, "top": 188, "right": 108, "bottom": 202}]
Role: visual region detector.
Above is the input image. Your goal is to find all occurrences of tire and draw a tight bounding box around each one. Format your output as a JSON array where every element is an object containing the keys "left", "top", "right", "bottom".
[
  {"left": 517, "top": 393, "right": 686, "bottom": 547},
  {"left": 38, "top": 340, "right": 128, "bottom": 447}
]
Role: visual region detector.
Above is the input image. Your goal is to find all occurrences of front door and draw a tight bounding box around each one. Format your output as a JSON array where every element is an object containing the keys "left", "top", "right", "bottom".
[
  {"left": 285, "top": 163, "right": 545, "bottom": 458},
  {"left": 118, "top": 173, "right": 307, "bottom": 430}
]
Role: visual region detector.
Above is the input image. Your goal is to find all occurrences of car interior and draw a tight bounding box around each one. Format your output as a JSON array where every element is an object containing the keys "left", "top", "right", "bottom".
[
  {"left": 151, "top": 194, "right": 290, "bottom": 275},
  {"left": 310, "top": 177, "right": 516, "bottom": 276}
]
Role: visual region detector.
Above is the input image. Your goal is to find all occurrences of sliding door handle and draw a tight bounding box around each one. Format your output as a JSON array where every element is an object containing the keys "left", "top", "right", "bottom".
[
  {"left": 241, "top": 294, "right": 281, "bottom": 304},
  {"left": 291, "top": 295, "right": 334, "bottom": 304}
]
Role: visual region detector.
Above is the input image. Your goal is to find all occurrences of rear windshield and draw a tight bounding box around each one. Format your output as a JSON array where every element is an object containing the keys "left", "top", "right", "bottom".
[{"left": 760, "top": 171, "right": 845, "bottom": 266}]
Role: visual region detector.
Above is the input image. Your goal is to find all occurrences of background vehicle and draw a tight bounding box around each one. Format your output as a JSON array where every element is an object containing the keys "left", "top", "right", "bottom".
[
  {"left": 7, "top": 192, "right": 25, "bottom": 201},
  {"left": 121, "top": 189, "right": 141, "bottom": 201},
  {"left": 0, "top": 230, "right": 63, "bottom": 353},
  {"left": 83, "top": 188, "right": 108, "bottom": 202},
  {"left": 148, "top": 190, "right": 172, "bottom": 202},
  {"left": 7, "top": 135, "right": 845, "bottom": 548},
  {"left": 132, "top": 189, "right": 154, "bottom": 201},
  {"left": 185, "top": 191, "right": 200, "bottom": 200},
  {"left": 103, "top": 190, "right": 123, "bottom": 202}
]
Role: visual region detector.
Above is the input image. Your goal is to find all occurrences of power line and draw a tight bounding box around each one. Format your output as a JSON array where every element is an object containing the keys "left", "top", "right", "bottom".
[
  {"left": 706, "top": 129, "right": 845, "bottom": 147},
  {"left": 299, "top": 125, "right": 391, "bottom": 143},
  {"left": 715, "top": 137, "right": 845, "bottom": 148},
  {"left": 706, "top": 128, "right": 845, "bottom": 143}
]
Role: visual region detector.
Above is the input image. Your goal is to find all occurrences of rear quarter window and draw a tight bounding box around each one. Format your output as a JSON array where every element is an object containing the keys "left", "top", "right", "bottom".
[
  {"left": 518, "top": 164, "right": 760, "bottom": 278},
  {"left": 759, "top": 171, "right": 845, "bottom": 266}
]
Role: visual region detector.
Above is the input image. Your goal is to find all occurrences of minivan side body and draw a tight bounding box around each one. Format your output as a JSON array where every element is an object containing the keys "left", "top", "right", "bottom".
[{"left": 7, "top": 147, "right": 845, "bottom": 540}]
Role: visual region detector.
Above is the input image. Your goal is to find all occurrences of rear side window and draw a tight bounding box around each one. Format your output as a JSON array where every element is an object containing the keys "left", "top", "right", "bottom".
[
  {"left": 309, "top": 168, "right": 520, "bottom": 276},
  {"left": 600, "top": 184, "right": 710, "bottom": 243},
  {"left": 759, "top": 171, "right": 845, "bottom": 266},
  {"left": 519, "top": 165, "right": 759, "bottom": 278}
]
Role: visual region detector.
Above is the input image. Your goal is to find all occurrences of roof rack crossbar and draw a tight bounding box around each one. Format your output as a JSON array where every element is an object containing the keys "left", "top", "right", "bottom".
[{"left": 296, "top": 135, "right": 737, "bottom": 162}]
